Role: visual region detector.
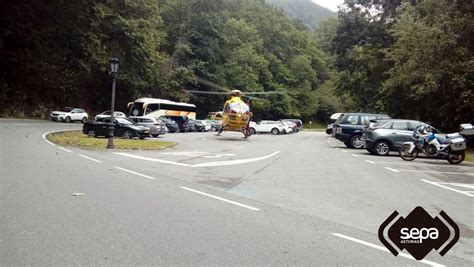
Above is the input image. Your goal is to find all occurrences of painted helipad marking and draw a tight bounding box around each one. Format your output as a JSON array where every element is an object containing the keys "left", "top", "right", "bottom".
[
  {"left": 114, "top": 152, "right": 191, "bottom": 167},
  {"left": 115, "top": 151, "right": 280, "bottom": 168},
  {"left": 161, "top": 151, "right": 235, "bottom": 158},
  {"left": 190, "top": 151, "right": 280, "bottom": 168},
  {"left": 115, "top": 167, "right": 155, "bottom": 180},
  {"left": 78, "top": 154, "right": 102, "bottom": 163},
  {"left": 385, "top": 167, "right": 399, "bottom": 173},
  {"left": 332, "top": 233, "right": 444, "bottom": 267},
  {"left": 421, "top": 179, "right": 474, "bottom": 197},
  {"left": 180, "top": 186, "right": 260, "bottom": 211}
]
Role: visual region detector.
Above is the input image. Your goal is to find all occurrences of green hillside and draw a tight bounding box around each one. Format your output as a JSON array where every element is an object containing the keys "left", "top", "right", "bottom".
[{"left": 266, "top": 0, "right": 336, "bottom": 28}]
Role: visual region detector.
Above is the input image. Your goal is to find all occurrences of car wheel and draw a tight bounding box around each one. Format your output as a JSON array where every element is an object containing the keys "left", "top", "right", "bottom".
[
  {"left": 139, "top": 135, "right": 146, "bottom": 140},
  {"left": 87, "top": 129, "right": 96, "bottom": 137},
  {"left": 65, "top": 116, "right": 71, "bottom": 123},
  {"left": 250, "top": 128, "right": 256, "bottom": 135},
  {"left": 350, "top": 134, "right": 363, "bottom": 149},
  {"left": 81, "top": 117, "right": 87, "bottom": 123},
  {"left": 123, "top": 130, "right": 133, "bottom": 139},
  {"left": 271, "top": 128, "right": 280, "bottom": 135},
  {"left": 152, "top": 134, "right": 159, "bottom": 138},
  {"left": 374, "top": 141, "right": 391, "bottom": 156}
]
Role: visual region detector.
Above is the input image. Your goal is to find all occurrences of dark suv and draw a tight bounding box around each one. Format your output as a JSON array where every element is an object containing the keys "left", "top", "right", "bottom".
[
  {"left": 160, "top": 115, "right": 190, "bottom": 132},
  {"left": 333, "top": 113, "right": 390, "bottom": 149}
]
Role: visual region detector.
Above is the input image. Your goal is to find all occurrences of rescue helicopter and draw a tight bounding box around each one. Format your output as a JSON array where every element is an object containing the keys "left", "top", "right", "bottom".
[{"left": 186, "top": 78, "right": 284, "bottom": 138}]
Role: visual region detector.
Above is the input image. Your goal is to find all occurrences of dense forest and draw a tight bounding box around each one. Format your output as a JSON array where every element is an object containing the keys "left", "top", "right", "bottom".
[{"left": 1, "top": 0, "right": 472, "bottom": 130}]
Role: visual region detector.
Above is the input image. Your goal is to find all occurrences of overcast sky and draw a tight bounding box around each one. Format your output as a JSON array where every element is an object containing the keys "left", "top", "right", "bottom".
[{"left": 312, "top": 0, "right": 344, "bottom": 12}]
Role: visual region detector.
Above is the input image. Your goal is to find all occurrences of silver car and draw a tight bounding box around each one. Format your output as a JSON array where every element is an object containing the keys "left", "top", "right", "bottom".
[
  {"left": 363, "top": 119, "right": 427, "bottom": 156},
  {"left": 129, "top": 117, "right": 167, "bottom": 137}
]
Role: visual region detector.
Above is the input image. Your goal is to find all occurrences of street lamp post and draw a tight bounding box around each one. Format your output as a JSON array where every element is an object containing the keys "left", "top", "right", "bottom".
[{"left": 107, "top": 57, "right": 120, "bottom": 149}]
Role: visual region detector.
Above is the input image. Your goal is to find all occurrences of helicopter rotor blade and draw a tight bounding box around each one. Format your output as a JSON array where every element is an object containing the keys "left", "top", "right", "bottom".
[
  {"left": 243, "top": 91, "right": 285, "bottom": 95},
  {"left": 186, "top": 90, "right": 229, "bottom": 95},
  {"left": 193, "top": 77, "right": 232, "bottom": 92}
]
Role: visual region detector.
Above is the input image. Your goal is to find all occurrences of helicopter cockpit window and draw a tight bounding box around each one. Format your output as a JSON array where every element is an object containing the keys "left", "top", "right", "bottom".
[{"left": 227, "top": 101, "right": 249, "bottom": 113}]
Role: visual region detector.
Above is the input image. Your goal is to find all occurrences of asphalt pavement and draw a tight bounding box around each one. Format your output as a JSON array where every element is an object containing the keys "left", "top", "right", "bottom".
[{"left": 1, "top": 119, "right": 473, "bottom": 266}]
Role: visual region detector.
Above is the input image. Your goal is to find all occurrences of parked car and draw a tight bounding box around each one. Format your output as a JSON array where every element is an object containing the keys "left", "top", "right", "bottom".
[
  {"left": 128, "top": 117, "right": 165, "bottom": 137},
  {"left": 333, "top": 113, "right": 391, "bottom": 149},
  {"left": 280, "top": 120, "right": 296, "bottom": 134},
  {"left": 208, "top": 120, "right": 223, "bottom": 132},
  {"left": 160, "top": 115, "right": 190, "bottom": 132},
  {"left": 362, "top": 119, "right": 428, "bottom": 156},
  {"left": 281, "top": 119, "right": 302, "bottom": 132},
  {"left": 249, "top": 120, "right": 286, "bottom": 135},
  {"left": 196, "top": 120, "right": 211, "bottom": 131},
  {"left": 95, "top": 110, "right": 126, "bottom": 121},
  {"left": 83, "top": 117, "right": 150, "bottom": 139},
  {"left": 190, "top": 119, "right": 206, "bottom": 132},
  {"left": 326, "top": 113, "right": 343, "bottom": 135},
  {"left": 51, "top": 107, "right": 88, "bottom": 123},
  {"left": 160, "top": 118, "right": 180, "bottom": 133}
]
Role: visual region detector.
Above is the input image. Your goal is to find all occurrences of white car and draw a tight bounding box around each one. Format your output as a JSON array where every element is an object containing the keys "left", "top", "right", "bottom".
[
  {"left": 95, "top": 111, "right": 126, "bottom": 121},
  {"left": 51, "top": 108, "right": 88, "bottom": 123},
  {"left": 249, "top": 120, "right": 286, "bottom": 135}
]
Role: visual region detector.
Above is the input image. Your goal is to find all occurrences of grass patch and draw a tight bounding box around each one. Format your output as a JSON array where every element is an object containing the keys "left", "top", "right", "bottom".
[
  {"left": 47, "top": 130, "right": 176, "bottom": 150},
  {"left": 302, "top": 122, "right": 327, "bottom": 130},
  {"left": 465, "top": 149, "right": 474, "bottom": 162}
]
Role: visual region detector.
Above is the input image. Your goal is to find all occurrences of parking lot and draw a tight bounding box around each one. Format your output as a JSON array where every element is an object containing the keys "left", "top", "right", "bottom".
[{"left": 2, "top": 119, "right": 473, "bottom": 266}]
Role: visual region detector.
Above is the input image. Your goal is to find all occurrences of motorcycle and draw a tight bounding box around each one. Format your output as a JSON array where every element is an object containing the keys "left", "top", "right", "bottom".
[{"left": 399, "top": 128, "right": 467, "bottom": 164}]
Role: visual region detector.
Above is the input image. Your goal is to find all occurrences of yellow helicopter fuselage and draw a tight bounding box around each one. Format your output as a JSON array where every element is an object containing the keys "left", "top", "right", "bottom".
[{"left": 221, "top": 96, "right": 252, "bottom": 132}]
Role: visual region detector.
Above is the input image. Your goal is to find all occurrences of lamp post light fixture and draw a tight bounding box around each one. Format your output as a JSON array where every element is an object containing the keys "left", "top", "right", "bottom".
[{"left": 107, "top": 57, "right": 120, "bottom": 149}]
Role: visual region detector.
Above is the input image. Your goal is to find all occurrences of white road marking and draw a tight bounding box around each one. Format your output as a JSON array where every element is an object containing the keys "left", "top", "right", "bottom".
[
  {"left": 42, "top": 132, "right": 57, "bottom": 147},
  {"left": 190, "top": 151, "right": 280, "bottom": 168},
  {"left": 179, "top": 186, "right": 260, "bottom": 211},
  {"left": 115, "top": 167, "right": 155, "bottom": 180},
  {"left": 396, "top": 169, "right": 473, "bottom": 176},
  {"left": 385, "top": 167, "right": 399, "bottom": 173},
  {"left": 366, "top": 160, "right": 375, "bottom": 164},
  {"left": 342, "top": 150, "right": 348, "bottom": 153},
  {"left": 57, "top": 147, "right": 72, "bottom": 153},
  {"left": 331, "top": 233, "right": 444, "bottom": 267},
  {"left": 78, "top": 154, "right": 102, "bottom": 163},
  {"left": 361, "top": 160, "right": 474, "bottom": 168},
  {"left": 436, "top": 183, "right": 474, "bottom": 189},
  {"left": 420, "top": 179, "right": 473, "bottom": 197},
  {"left": 351, "top": 154, "right": 360, "bottom": 158},
  {"left": 114, "top": 152, "right": 191, "bottom": 166}
]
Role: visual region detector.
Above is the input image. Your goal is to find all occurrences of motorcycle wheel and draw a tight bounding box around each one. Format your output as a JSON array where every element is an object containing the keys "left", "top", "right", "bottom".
[
  {"left": 447, "top": 150, "right": 465, "bottom": 164},
  {"left": 399, "top": 144, "right": 418, "bottom": 161}
]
